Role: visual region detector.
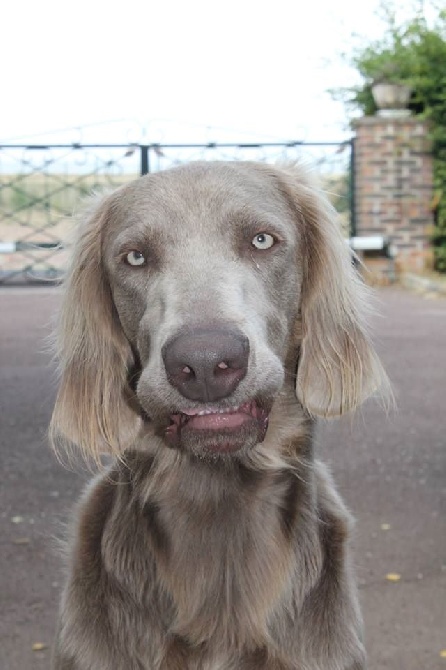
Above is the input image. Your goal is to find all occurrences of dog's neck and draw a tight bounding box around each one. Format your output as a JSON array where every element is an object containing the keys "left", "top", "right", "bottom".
[{"left": 119, "top": 394, "right": 319, "bottom": 654}]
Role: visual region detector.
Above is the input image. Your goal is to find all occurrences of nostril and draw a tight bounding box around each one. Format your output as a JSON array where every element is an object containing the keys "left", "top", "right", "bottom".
[
  {"left": 180, "top": 364, "right": 195, "bottom": 380},
  {"left": 214, "top": 360, "right": 240, "bottom": 378}
]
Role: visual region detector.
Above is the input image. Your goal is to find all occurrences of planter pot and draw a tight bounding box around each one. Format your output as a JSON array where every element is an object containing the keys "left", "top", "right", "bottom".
[{"left": 372, "top": 82, "right": 412, "bottom": 117}]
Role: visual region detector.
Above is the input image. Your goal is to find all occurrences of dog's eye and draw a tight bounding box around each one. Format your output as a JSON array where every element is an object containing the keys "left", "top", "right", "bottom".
[
  {"left": 125, "top": 250, "right": 146, "bottom": 266},
  {"left": 251, "top": 233, "right": 275, "bottom": 250}
]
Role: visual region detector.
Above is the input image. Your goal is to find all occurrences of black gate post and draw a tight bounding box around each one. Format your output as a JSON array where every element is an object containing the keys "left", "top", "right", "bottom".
[{"left": 140, "top": 145, "right": 150, "bottom": 175}]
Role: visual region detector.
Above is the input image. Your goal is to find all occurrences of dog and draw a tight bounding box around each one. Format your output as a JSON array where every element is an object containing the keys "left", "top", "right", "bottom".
[{"left": 50, "top": 161, "right": 387, "bottom": 669}]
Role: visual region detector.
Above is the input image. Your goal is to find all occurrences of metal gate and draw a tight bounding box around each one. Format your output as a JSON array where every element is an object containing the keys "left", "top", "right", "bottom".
[{"left": 0, "top": 141, "right": 353, "bottom": 284}]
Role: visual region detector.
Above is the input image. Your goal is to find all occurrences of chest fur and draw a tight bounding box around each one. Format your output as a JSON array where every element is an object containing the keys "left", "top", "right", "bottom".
[{"left": 157, "top": 494, "right": 295, "bottom": 650}]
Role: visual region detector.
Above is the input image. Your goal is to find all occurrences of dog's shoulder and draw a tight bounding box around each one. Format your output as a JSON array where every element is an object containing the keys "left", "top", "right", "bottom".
[
  {"left": 64, "top": 465, "right": 121, "bottom": 572},
  {"left": 292, "top": 461, "right": 365, "bottom": 668},
  {"left": 314, "top": 459, "right": 355, "bottom": 535}
]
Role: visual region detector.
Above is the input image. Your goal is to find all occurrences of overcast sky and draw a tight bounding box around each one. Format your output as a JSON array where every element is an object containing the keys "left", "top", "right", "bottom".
[{"left": 2, "top": 0, "right": 414, "bottom": 145}]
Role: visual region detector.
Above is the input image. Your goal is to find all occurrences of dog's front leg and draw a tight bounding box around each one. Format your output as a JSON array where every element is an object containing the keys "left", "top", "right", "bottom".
[
  {"left": 51, "top": 643, "right": 77, "bottom": 670},
  {"left": 51, "top": 621, "right": 77, "bottom": 670}
]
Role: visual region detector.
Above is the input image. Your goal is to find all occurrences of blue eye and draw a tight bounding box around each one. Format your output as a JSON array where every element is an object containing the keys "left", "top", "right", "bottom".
[
  {"left": 125, "top": 250, "right": 146, "bottom": 266},
  {"left": 252, "top": 233, "right": 275, "bottom": 250}
]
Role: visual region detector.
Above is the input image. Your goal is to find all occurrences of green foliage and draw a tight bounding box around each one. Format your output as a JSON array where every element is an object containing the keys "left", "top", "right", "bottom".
[{"left": 335, "top": 3, "right": 446, "bottom": 271}]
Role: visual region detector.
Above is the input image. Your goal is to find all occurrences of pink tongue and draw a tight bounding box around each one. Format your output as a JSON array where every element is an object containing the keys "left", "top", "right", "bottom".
[{"left": 186, "top": 412, "right": 251, "bottom": 430}]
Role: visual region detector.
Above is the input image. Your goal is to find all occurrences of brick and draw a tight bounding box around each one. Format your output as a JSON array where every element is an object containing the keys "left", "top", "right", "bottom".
[{"left": 354, "top": 116, "right": 432, "bottom": 261}]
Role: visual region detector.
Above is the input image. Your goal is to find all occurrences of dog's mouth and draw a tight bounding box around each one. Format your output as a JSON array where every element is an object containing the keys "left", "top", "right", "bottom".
[{"left": 164, "top": 399, "right": 270, "bottom": 454}]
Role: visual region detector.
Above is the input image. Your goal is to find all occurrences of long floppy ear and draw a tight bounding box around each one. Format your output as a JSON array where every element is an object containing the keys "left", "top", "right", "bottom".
[
  {"left": 275, "top": 163, "right": 389, "bottom": 417},
  {"left": 50, "top": 193, "right": 140, "bottom": 463}
]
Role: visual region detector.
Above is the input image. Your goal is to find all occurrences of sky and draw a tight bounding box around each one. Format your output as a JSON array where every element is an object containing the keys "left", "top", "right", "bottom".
[{"left": 1, "top": 0, "right": 417, "bottom": 145}]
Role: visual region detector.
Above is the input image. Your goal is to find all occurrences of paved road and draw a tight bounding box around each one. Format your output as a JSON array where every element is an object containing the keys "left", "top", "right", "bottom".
[{"left": 1, "top": 287, "right": 445, "bottom": 670}]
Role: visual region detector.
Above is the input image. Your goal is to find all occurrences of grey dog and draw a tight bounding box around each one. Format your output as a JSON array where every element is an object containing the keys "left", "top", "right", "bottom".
[{"left": 50, "top": 161, "right": 387, "bottom": 669}]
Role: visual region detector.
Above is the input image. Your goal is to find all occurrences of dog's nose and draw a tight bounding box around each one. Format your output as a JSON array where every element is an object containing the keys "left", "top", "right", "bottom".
[{"left": 162, "top": 327, "right": 250, "bottom": 402}]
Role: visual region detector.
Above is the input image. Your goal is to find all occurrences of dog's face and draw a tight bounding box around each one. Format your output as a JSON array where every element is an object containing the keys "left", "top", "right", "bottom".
[
  {"left": 51, "top": 161, "right": 386, "bottom": 463},
  {"left": 104, "top": 162, "right": 301, "bottom": 457}
]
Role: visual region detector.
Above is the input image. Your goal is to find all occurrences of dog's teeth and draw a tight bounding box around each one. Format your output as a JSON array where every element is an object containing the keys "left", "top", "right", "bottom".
[{"left": 183, "top": 404, "right": 253, "bottom": 417}]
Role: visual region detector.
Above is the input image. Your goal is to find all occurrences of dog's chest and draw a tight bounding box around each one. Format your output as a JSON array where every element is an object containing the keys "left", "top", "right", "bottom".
[{"left": 153, "top": 493, "right": 294, "bottom": 651}]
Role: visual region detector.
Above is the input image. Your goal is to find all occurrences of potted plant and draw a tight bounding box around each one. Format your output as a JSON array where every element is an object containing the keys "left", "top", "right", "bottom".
[
  {"left": 370, "top": 59, "right": 412, "bottom": 116},
  {"left": 353, "top": 45, "right": 415, "bottom": 115}
]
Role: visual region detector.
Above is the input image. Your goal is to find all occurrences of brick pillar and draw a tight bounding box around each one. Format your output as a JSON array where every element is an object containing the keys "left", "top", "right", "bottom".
[{"left": 353, "top": 116, "right": 434, "bottom": 272}]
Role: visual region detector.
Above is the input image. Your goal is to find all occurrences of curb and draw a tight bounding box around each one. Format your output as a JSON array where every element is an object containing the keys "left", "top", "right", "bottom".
[{"left": 399, "top": 272, "right": 446, "bottom": 297}]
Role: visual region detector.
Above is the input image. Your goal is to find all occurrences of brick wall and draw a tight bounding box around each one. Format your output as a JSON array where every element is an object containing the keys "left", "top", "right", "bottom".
[{"left": 353, "top": 116, "right": 434, "bottom": 272}]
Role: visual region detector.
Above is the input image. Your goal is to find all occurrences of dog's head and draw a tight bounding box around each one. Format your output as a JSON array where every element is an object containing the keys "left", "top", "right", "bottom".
[{"left": 50, "top": 161, "right": 387, "bottom": 462}]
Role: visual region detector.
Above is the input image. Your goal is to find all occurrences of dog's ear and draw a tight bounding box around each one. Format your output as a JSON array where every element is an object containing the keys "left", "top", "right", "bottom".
[
  {"left": 50, "top": 193, "right": 140, "bottom": 463},
  {"left": 275, "top": 163, "right": 388, "bottom": 417}
]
